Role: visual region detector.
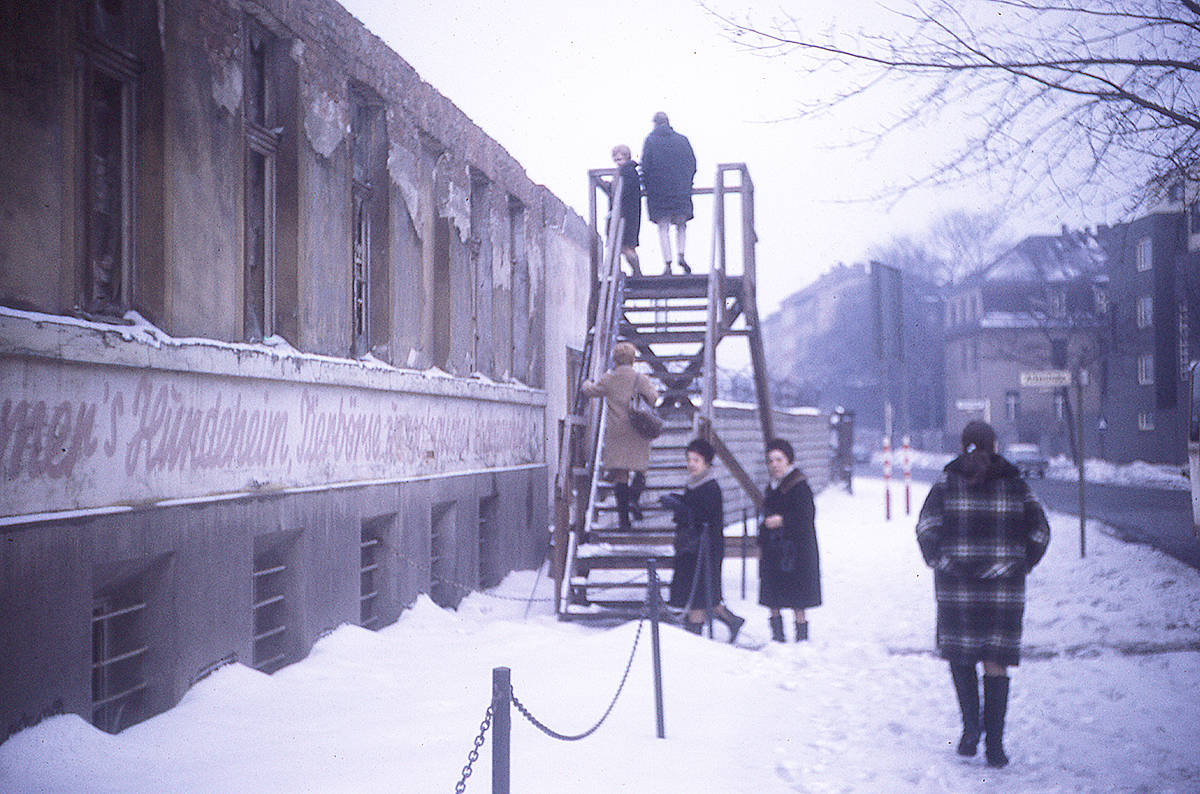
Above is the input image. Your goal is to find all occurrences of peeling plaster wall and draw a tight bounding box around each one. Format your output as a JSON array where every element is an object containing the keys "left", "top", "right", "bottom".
[
  {"left": 300, "top": 84, "right": 346, "bottom": 160},
  {"left": 0, "top": 3, "right": 68, "bottom": 313},
  {"left": 165, "top": 3, "right": 246, "bottom": 340},
  {"left": 0, "top": 0, "right": 592, "bottom": 483},
  {"left": 538, "top": 189, "right": 593, "bottom": 504},
  {"left": 295, "top": 46, "right": 352, "bottom": 355}
]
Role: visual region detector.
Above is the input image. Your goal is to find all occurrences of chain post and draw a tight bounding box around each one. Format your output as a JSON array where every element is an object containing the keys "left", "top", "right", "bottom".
[
  {"left": 646, "top": 558, "right": 665, "bottom": 739},
  {"left": 703, "top": 543, "right": 714, "bottom": 639},
  {"left": 492, "top": 667, "right": 511, "bottom": 794}
]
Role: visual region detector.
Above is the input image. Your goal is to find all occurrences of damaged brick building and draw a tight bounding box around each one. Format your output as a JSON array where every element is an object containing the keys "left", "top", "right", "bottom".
[{"left": 0, "top": 0, "right": 592, "bottom": 737}]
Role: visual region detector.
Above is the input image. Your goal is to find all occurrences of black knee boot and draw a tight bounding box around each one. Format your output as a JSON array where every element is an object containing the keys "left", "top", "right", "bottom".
[
  {"left": 794, "top": 621, "right": 808, "bottom": 642},
  {"left": 768, "top": 615, "right": 785, "bottom": 643},
  {"left": 628, "top": 472, "right": 645, "bottom": 521},
  {"left": 950, "top": 664, "right": 981, "bottom": 756},
  {"left": 983, "top": 674, "right": 1010, "bottom": 767},
  {"left": 613, "top": 483, "right": 632, "bottom": 531},
  {"left": 717, "top": 609, "right": 745, "bottom": 643}
]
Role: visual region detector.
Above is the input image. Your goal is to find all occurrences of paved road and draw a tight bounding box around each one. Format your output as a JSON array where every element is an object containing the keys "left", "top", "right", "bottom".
[{"left": 855, "top": 463, "right": 1200, "bottom": 571}]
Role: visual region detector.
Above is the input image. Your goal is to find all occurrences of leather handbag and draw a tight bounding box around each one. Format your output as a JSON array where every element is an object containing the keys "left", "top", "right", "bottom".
[{"left": 628, "top": 391, "right": 664, "bottom": 439}]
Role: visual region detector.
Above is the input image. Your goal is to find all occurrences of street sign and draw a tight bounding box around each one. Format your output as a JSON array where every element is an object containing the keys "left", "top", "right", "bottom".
[
  {"left": 955, "top": 398, "right": 989, "bottom": 411},
  {"left": 1020, "top": 369, "right": 1072, "bottom": 388}
]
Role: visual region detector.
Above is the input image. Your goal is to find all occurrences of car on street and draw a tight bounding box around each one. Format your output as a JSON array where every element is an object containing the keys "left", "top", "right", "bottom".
[
  {"left": 1005, "top": 443, "right": 1047, "bottom": 478},
  {"left": 852, "top": 441, "right": 871, "bottom": 463}
]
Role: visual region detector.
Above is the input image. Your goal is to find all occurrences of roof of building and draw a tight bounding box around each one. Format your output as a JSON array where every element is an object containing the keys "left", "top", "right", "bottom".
[{"left": 981, "top": 228, "right": 1108, "bottom": 284}]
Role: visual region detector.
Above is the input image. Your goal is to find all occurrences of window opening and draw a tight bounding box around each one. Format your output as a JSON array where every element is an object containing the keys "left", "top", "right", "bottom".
[
  {"left": 430, "top": 502, "right": 456, "bottom": 608},
  {"left": 350, "top": 93, "right": 375, "bottom": 357},
  {"left": 1135, "top": 237, "right": 1153, "bottom": 272},
  {"left": 469, "top": 170, "right": 492, "bottom": 374},
  {"left": 78, "top": 0, "right": 140, "bottom": 316},
  {"left": 360, "top": 522, "right": 382, "bottom": 628},
  {"left": 252, "top": 536, "right": 293, "bottom": 673},
  {"left": 1136, "top": 295, "right": 1153, "bottom": 329},
  {"left": 1047, "top": 288, "right": 1066, "bottom": 317},
  {"left": 1138, "top": 353, "right": 1155, "bottom": 386},
  {"left": 509, "top": 196, "right": 529, "bottom": 379},
  {"left": 432, "top": 218, "right": 452, "bottom": 369},
  {"left": 243, "top": 19, "right": 279, "bottom": 341},
  {"left": 478, "top": 495, "right": 501, "bottom": 589},
  {"left": 1051, "top": 339, "right": 1068, "bottom": 368},
  {"left": 92, "top": 575, "right": 148, "bottom": 733},
  {"left": 1005, "top": 390, "right": 1020, "bottom": 422}
]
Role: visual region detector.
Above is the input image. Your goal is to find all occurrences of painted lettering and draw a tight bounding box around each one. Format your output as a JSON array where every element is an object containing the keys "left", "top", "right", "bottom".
[{"left": 0, "top": 398, "right": 99, "bottom": 480}]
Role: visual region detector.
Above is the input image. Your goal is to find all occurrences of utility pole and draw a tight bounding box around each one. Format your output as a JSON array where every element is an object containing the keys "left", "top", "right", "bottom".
[{"left": 1075, "top": 371, "right": 1086, "bottom": 558}]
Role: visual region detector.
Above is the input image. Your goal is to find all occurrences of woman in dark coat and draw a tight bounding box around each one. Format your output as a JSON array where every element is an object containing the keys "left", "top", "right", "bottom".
[
  {"left": 758, "top": 438, "right": 821, "bottom": 643},
  {"left": 609, "top": 144, "right": 642, "bottom": 276},
  {"left": 916, "top": 420, "right": 1051, "bottom": 768},
  {"left": 666, "top": 438, "right": 744, "bottom": 641}
]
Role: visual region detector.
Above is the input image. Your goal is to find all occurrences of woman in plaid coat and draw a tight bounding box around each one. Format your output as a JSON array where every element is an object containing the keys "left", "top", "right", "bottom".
[{"left": 916, "top": 421, "right": 1050, "bottom": 768}]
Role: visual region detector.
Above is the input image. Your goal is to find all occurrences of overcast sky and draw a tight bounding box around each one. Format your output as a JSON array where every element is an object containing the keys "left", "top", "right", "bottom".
[{"left": 338, "top": 0, "right": 1095, "bottom": 313}]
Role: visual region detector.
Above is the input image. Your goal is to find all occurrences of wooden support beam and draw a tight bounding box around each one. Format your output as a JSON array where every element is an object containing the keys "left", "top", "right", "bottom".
[{"left": 703, "top": 421, "right": 763, "bottom": 510}]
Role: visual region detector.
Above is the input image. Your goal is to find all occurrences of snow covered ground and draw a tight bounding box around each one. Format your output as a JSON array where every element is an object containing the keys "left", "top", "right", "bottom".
[
  {"left": 882, "top": 450, "right": 1190, "bottom": 491},
  {"left": 3, "top": 476, "right": 1198, "bottom": 792}
]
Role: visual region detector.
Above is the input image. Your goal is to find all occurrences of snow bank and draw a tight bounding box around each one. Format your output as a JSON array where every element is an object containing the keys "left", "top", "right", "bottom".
[
  {"left": 2, "top": 478, "right": 1197, "bottom": 792},
  {"left": 872, "top": 447, "right": 1189, "bottom": 491}
]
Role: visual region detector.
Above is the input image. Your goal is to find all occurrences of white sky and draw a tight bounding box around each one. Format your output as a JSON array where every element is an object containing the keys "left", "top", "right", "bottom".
[{"left": 338, "top": 0, "right": 1093, "bottom": 314}]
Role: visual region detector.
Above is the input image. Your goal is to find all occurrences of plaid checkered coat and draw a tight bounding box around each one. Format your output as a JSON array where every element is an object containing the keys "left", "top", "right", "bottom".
[{"left": 916, "top": 454, "right": 1051, "bottom": 666}]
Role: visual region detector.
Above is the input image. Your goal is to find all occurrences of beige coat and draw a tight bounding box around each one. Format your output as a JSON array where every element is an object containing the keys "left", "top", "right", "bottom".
[{"left": 581, "top": 364, "right": 659, "bottom": 472}]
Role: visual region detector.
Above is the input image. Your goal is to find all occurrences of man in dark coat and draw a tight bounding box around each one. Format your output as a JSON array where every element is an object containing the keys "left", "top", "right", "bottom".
[
  {"left": 916, "top": 420, "right": 1051, "bottom": 769},
  {"left": 641, "top": 111, "right": 696, "bottom": 275}
]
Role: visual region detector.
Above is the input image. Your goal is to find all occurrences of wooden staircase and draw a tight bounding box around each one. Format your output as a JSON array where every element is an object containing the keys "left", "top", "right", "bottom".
[{"left": 554, "top": 164, "right": 774, "bottom": 622}]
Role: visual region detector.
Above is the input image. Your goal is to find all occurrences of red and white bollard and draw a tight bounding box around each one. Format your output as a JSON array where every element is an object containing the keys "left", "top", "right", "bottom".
[
  {"left": 883, "top": 436, "right": 892, "bottom": 521},
  {"left": 902, "top": 435, "right": 912, "bottom": 516}
]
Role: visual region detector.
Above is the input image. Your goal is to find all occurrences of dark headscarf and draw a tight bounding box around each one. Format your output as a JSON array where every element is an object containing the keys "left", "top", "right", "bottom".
[{"left": 959, "top": 420, "right": 997, "bottom": 486}]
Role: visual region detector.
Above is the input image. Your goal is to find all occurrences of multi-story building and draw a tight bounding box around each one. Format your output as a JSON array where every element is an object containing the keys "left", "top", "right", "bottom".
[
  {"left": 942, "top": 229, "right": 1107, "bottom": 457},
  {"left": 762, "top": 262, "right": 944, "bottom": 446},
  {"left": 0, "top": 0, "right": 592, "bottom": 739},
  {"left": 1099, "top": 195, "right": 1199, "bottom": 465}
]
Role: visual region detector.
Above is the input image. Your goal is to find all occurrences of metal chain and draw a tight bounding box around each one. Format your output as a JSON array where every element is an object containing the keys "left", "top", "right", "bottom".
[
  {"left": 510, "top": 618, "right": 644, "bottom": 741},
  {"left": 454, "top": 705, "right": 493, "bottom": 794},
  {"left": 384, "top": 545, "right": 558, "bottom": 603}
]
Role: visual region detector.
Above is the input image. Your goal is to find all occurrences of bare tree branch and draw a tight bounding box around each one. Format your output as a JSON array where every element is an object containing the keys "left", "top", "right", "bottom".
[{"left": 705, "top": 0, "right": 1200, "bottom": 209}]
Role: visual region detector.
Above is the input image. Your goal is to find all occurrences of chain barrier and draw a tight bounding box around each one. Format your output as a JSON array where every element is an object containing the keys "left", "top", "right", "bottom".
[
  {"left": 454, "top": 704, "right": 494, "bottom": 793},
  {"left": 509, "top": 617, "right": 645, "bottom": 741},
  {"left": 384, "top": 543, "right": 653, "bottom": 605},
  {"left": 382, "top": 543, "right": 558, "bottom": 603}
]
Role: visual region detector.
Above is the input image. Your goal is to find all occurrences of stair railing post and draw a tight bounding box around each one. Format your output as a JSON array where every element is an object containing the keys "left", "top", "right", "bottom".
[
  {"left": 492, "top": 666, "right": 511, "bottom": 794},
  {"left": 741, "top": 507, "right": 748, "bottom": 600},
  {"left": 703, "top": 540, "right": 714, "bottom": 638},
  {"left": 646, "top": 558, "right": 666, "bottom": 739}
]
